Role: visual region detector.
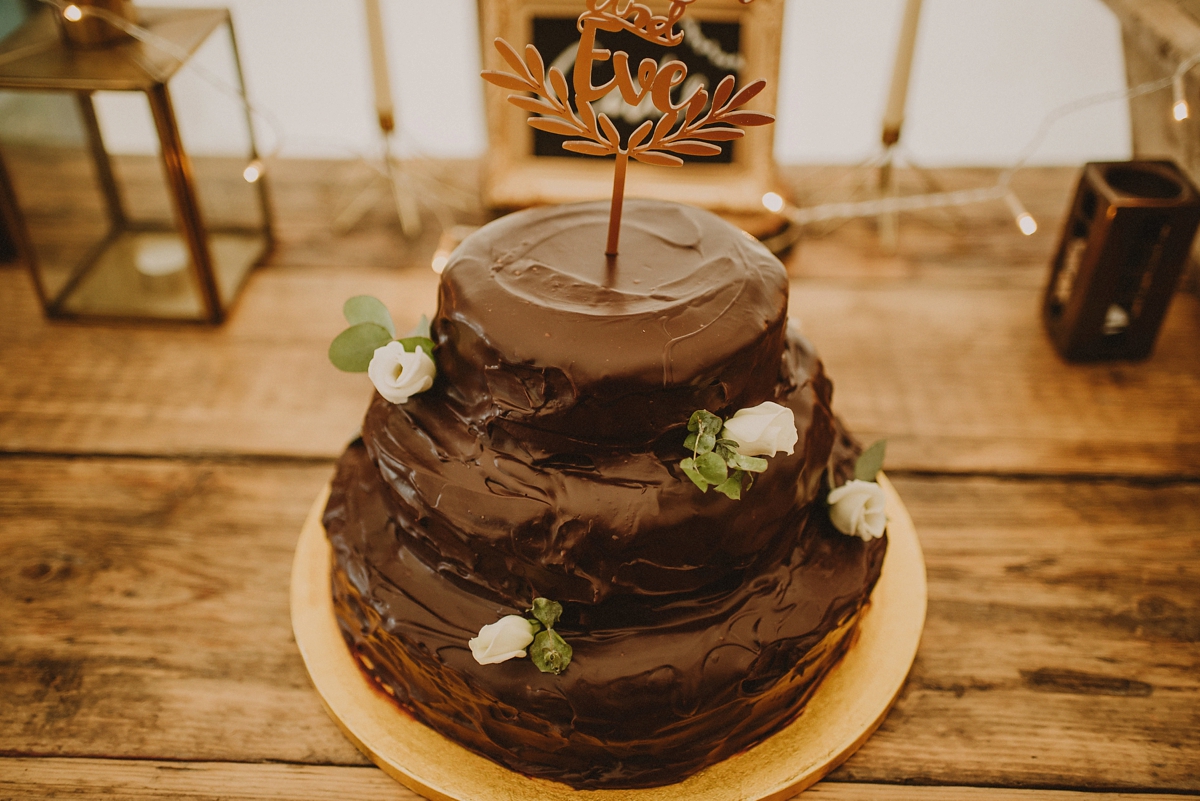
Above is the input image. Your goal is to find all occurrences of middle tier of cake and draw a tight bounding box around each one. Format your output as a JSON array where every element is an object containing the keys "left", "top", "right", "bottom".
[{"left": 343, "top": 329, "right": 838, "bottom": 605}]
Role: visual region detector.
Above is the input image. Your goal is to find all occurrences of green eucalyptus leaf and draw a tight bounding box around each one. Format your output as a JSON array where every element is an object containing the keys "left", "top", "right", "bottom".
[
  {"left": 343, "top": 295, "right": 395, "bottom": 337},
  {"left": 683, "top": 432, "right": 698, "bottom": 451},
  {"left": 728, "top": 452, "right": 769, "bottom": 473},
  {"left": 695, "top": 452, "right": 728, "bottom": 485},
  {"left": 395, "top": 336, "right": 437, "bottom": 356},
  {"left": 329, "top": 322, "right": 393, "bottom": 373},
  {"left": 530, "top": 597, "right": 563, "bottom": 630},
  {"left": 714, "top": 471, "right": 743, "bottom": 500},
  {"left": 529, "top": 629, "right": 573, "bottom": 675},
  {"left": 687, "top": 409, "right": 723, "bottom": 437},
  {"left": 696, "top": 433, "right": 716, "bottom": 454},
  {"left": 698, "top": 411, "right": 723, "bottom": 437},
  {"left": 407, "top": 314, "right": 431, "bottom": 338},
  {"left": 855, "top": 439, "right": 887, "bottom": 482},
  {"left": 714, "top": 443, "right": 735, "bottom": 460},
  {"left": 680, "top": 457, "right": 709, "bottom": 491},
  {"left": 716, "top": 438, "right": 739, "bottom": 450}
]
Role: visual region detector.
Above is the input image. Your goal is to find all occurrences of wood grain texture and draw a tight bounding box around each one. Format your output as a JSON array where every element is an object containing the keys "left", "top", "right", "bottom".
[
  {"left": 3, "top": 760, "right": 1196, "bottom": 801},
  {"left": 0, "top": 265, "right": 438, "bottom": 459},
  {"left": 832, "top": 477, "right": 1200, "bottom": 791},
  {"left": 0, "top": 758, "right": 422, "bottom": 800},
  {"left": 0, "top": 456, "right": 366, "bottom": 766},
  {"left": 798, "top": 283, "right": 1200, "bottom": 477},
  {"left": 2, "top": 162, "right": 1198, "bottom": 476},
  {"left": 1, "top": 458, "right": 1196, "bottom": 790}
]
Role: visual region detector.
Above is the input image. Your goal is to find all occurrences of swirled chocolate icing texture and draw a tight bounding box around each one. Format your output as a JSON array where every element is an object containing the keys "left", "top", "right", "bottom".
[
  {"left": 434, "top": 199, "right": 788, "bottom": 446},
  {"left": 323, "top": 199, "right": 887, "bottom": 789}
]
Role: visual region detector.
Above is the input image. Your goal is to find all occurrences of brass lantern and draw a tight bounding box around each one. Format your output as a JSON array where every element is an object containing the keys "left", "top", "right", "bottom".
[{"left": 0, "top": 3, "right": 273, "bottom": 323}]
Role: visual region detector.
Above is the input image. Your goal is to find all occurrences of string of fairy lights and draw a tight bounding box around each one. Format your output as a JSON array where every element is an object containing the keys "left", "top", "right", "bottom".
[
  {"left": 39, "top": 1, "right": 1200, "bottom": 240},
  {"left": 764, "top": 56, "right": 1200, "bottom": 236}
]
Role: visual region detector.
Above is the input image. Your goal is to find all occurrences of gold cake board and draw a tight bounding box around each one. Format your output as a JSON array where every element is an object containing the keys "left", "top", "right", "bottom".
[{"left": 291, "top": 474, "right": 926, "bottom": 801}]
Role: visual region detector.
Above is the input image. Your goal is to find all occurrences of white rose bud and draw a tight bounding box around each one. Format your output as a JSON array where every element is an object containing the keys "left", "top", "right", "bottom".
[
  {"left": 828, "top": 479, "right": 888, "bottom": 541},
  {"left": 367, "top": 341, "right": 435, "bottom": 404},
  {"left": 469, "top": 615, "right": 536, "bottom": 665},
  {"left": 722, "top": 401, "right": 798, "bottom": 457}
]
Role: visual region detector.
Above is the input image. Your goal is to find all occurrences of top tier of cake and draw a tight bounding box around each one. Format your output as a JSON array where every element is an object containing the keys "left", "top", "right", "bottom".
[{"left": 433, "top": 199, "right": 789, "bottom": 447}]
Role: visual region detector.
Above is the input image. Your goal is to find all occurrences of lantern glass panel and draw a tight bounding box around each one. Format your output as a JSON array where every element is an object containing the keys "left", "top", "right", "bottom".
[
  {"left": 169, "top": 18, "right": 266, "bottom": 307},
  {"left": 0, "top": 89, "right": 111, "bottom": 300},
  {"left": 64, "top": 88, "right": 206, "bottom": 319}
]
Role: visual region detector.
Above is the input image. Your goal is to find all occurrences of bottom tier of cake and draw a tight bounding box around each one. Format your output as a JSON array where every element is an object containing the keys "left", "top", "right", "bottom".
[{"left": 323, "top": 437, "right": 886, "bottom": 790}]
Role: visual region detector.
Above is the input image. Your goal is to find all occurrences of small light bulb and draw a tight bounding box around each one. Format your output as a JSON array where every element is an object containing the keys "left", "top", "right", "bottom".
[
  {"left": 1004, "top": 191, "right": 1037, "bottom": 236},
  {"left": 63, "top": 4, "right": 83, "bottom": 21},
  {"left": 242, "top": 160, "right": 263, "bottom": 183},
  {"left": 762, "top": 192, "right": 785, "bottom": 214},
  {"left": 431, "top": 252, "right": 449, "bottom": 274},
  {"left": 1173, "top": 74, "right": 1189, "bottom": 121}
]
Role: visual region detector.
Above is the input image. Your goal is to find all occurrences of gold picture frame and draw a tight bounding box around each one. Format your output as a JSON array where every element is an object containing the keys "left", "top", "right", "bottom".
[{"left": 478, "top": 0, "right": 784, "bottom": 218}]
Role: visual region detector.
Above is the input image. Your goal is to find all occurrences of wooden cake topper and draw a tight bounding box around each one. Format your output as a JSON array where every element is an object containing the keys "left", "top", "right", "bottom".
[{"left": 482, "top": 0, "right": 775, "bottom": 255}]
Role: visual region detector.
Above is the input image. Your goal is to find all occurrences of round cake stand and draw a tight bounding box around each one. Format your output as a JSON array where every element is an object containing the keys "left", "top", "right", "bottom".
[{"left": 291, "top": 474, "right": 926, "bottom": 801}]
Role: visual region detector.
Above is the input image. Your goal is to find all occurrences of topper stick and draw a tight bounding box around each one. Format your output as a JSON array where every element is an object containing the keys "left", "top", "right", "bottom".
[
  {"left": 606, "top": 150, "right": 629, "bottom": 255},
  {"left": 482, "top": 0, "right": 774, "bottom": 257}
]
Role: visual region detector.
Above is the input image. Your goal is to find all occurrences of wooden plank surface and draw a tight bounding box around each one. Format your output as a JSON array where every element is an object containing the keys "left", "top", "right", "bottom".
[
  {"left": 2, "top": 760, "right": 1197, "bottom": 801},
  {"left": 1, "top": 457, "right": 1195, "bottom": 791},
  {"left": 2, "top": 163, "right": 1199, "bottom": 476},
  {"left": 2, "top": 159, "right": 1197, "bottom": 798},
  {"left": 0, "top": 456, "right": 364, "bottom": 767}
]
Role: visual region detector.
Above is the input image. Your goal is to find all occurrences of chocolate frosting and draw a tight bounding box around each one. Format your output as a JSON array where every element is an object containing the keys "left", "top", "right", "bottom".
[
  {"left": 322, "top": 200, "right": 887, "bottom": 789},
  {"left": 434, "top": 199, "right": 788, "bottom": 446}
]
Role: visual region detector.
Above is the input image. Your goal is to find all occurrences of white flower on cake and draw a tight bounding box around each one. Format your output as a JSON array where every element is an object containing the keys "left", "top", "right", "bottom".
[
  {"left": 469, "top": 615, "right": 536, "bottom": 665},
  {"left": 828, "top": 479, "right": 887, "bottom": 541},
  {"left": 367, "top": 341, "right": 435, "bottom": 404},
  {"left": 722, "top": 401, "right": 798, "bottom": 457}
]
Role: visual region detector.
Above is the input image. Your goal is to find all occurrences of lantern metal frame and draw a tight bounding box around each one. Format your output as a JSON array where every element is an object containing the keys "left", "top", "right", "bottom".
[{"left": 0, "top": 5, "right": 273, "bottom": 323}]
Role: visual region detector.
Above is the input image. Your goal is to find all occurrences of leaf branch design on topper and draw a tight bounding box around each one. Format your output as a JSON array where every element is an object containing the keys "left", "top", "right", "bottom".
[{"left": 482, "top": 0, "right": 774, "bottom": 256}]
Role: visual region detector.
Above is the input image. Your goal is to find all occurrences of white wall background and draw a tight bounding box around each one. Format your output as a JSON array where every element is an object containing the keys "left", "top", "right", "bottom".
[{"left": 137, "top": 0, "right": 1131, "bottom": 166}]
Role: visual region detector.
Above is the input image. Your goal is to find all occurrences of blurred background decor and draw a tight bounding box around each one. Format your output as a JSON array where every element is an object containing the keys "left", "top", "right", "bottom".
[
  {"left": 0, "top": 0, "right": 272, "bottom": 323},
  {"left": 1102, "top": 0, "right": 1200, "bottom": 283}
]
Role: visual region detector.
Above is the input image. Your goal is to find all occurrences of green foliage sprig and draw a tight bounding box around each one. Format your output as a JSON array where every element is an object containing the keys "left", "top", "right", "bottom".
[
  {"left": 525, "top": 597, "right": 573, "bottom": 675},
  {"left": 854, "top": 439, "right": 887, "bottom": 482},
  {"left": 328, "top": 295, "right": 433, "bottom": 373},
  {"left": 680, "top": 410, "right": 769, "bottom": 500}
]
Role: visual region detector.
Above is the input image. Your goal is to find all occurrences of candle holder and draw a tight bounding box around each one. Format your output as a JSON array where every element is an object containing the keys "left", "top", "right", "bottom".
[
  {"left": 0, "top": 4, "right": 273, "bottom": 323},
  {"left": 1043, "top": 160, "right": 1200, "bottom": 361}
]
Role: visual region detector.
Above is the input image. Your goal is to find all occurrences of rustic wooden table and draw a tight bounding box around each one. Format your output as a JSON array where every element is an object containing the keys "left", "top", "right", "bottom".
[{"left": 1, "top": 162, "right": 1197, "bottom": 800}]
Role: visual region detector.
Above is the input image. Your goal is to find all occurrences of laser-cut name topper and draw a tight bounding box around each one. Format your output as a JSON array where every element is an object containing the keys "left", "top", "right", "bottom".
[{"left": 482, "top": 0, "right": 774, "bottom": 255}]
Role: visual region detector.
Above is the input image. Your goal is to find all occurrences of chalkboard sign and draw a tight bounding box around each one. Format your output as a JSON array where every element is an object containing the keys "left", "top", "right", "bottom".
[
  {"left": 479, "top": 0, "right": 784, "bottom": 220},
  {"left": 530, "top": 16, "right": 741, "bottom": 163}
]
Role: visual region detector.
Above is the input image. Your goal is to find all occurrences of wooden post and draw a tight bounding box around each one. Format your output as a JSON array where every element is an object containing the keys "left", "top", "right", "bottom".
[{"left": 881, "top": 0, "right": 923, "bottom": 147}]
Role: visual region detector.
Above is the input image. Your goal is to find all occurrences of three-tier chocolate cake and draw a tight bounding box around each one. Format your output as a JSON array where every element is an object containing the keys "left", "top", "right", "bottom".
[{"left": 322, "top": 198, "right": 887, "bottom": 789}]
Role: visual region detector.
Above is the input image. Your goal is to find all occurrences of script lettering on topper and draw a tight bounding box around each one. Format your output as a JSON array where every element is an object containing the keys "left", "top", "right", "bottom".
[{"left": 482, "top": 0, "right": 773, "bottom": 255}]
